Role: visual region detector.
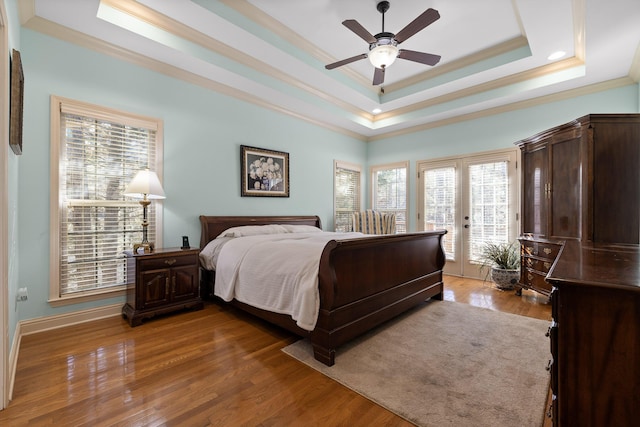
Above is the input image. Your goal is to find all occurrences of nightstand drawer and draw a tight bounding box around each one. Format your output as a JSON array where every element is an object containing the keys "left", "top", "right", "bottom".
[
  {"left": 123, "top": 248, "right": 202, "bottom": 326},
  {"left": 137, "top": 253, "right": 198, "bottom": 271}
]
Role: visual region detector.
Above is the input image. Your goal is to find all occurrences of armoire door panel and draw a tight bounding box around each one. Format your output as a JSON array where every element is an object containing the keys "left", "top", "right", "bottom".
[
  {"left": 550, "top": 137, "right": 582, "bottom": 239},
  {"left": 592, "top": 122, "right": 640, "bottom": 244},
  {"left": 522, "top": 146, "right": 548, "bottom": 237}
]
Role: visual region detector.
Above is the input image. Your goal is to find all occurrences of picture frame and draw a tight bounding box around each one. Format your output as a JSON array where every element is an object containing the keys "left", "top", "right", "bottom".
[
  {"left": 241, "top": 145, "right": 289, "bottom": 197},
  {"left": 10, "top": 49, "right": 24, "bottom": 155}
]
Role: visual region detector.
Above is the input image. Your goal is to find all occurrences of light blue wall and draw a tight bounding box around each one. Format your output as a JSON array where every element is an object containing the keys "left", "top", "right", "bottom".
[
  {"left": 17, "top": 28, "right": 365, "bottom": 321},
  {"left": 367, "top": 83, "right": 640, "bottom": 229},
  {"left": 11, "top": 26, "right": 640, "bottom": 325},
  {"left": 5, "top": 0, "right": 22, "bottom": 355}
]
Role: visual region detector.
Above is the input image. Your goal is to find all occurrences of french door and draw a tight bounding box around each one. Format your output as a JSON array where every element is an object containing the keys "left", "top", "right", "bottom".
[{"left": 417, "top": 149, "right": 519, "bottom": 278}]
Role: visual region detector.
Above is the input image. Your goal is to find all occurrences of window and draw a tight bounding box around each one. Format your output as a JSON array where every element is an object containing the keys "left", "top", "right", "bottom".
[
  {"left": 371, "top": 162, "right": 408, "bottom": 233},
  {"left": 334, "top": 161, "right": 361, "bottom": 232},
  {"left": 50, "top": 96, "right": 163, "bottom": 304}
]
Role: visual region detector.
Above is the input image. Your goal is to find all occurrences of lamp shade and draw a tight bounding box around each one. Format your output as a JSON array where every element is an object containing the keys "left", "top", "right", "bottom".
[
  {"left": 124, "top": 169, "right": 166, "bottom": 199},
  {"left": 368, "top": 44, "right": 399, "bottom": 68}
]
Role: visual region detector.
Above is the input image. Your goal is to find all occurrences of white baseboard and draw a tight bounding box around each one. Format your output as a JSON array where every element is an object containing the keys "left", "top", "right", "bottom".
[
  {"left": 8, "top": 303, "right": 123, "bottom": 400},
  {"left": 7, "top": 323, "right": 22, "bottom": 402},
  {"left": 19, "top": 303, "right": 123, "bottom": 336}
]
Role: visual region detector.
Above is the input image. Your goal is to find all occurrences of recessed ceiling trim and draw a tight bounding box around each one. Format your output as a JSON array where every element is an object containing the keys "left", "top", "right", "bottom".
[
  {"left": 572, "top": 0, "right": 586, "bottom": 61},
  {"left": 21, "top": 13, "right": 369, "bottom": 142},
  {"left": 374, "top": 56, "right": 584, "bottom": 122},
  {"left": 17, "top": 0, "right": 36, "bottom": 25},
  {"left": 216, "top": 0, "right": 374, "bottom": 90},
  {"left": 630, "top": 42, "right": 640, "bottom": 82},
  {"left": 383, "top": 36, "right": 530, "bottom": 94},
  {"left": 100, "top": 0, "right": 372, "bottom": 122},
  {"left": 368, "top": 76, "right": 635, "bottom": 142}
]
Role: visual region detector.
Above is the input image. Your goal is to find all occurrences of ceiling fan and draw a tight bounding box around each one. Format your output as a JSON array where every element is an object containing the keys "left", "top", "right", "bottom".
[{"left": 325, "top": 1, "right": 441, "bottom": 86}]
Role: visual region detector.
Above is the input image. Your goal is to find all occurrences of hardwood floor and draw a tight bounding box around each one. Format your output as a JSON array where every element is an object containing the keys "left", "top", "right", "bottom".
[{"left": 1, "top": 276, "right": 551, "bottom": 426}]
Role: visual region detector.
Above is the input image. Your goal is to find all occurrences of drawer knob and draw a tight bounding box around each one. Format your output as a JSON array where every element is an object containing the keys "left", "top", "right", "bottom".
[{"left": 164, "top": 259, "right": 177, "bottom": 266}]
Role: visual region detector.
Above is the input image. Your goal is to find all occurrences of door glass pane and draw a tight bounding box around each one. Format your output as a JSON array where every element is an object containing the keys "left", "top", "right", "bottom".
[
  {"left": 468, "top": 161, "right": 509, "bottom": 262},
  {"left": 423, "top": 167, "right": 456, "bottom": 260}
]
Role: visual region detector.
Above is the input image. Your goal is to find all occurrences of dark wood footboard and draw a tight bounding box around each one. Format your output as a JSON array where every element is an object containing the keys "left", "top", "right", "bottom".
[
  {"left": 198, "top": 215, "right": 446, "bottom": 366},
  {"left": 312, "top": 231, "right": 446, "bottom": 365}
]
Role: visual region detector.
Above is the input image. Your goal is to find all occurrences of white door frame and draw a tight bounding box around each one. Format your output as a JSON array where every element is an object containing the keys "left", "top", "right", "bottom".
[{"left": 417, "top": 148, "right": 519, "bottom": 278}]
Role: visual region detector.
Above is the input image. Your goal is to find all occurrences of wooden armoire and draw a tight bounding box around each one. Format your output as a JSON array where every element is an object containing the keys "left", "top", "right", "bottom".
[{"left": 516, "top": 114, "right": 640, "bottom": 426}]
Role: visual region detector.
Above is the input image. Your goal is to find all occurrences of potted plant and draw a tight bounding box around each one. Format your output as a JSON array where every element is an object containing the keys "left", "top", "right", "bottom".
[{"left": 478, "top": 242, "right": 520, "bottom": 290}]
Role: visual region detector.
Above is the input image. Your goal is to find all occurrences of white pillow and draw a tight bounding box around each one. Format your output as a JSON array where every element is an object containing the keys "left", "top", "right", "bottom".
[
  {"left": 216, "top": 224, "right": 289, "bottom": 238},
  {"left": 280, "top": 224, "right": 322, "bottom": 233}
]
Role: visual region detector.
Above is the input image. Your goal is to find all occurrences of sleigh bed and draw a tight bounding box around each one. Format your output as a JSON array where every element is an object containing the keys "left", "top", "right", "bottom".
[{"left": 199, "top": 215, "right": 446, "bottom": 366}]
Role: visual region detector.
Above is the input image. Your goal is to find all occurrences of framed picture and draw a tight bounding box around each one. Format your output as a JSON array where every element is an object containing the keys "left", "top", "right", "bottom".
[
  {"left": 10, "top": 49, "right": 24, "bottom": 155},
  {"left": 241, "top": 145, "right": 289, "bottom": 197}
]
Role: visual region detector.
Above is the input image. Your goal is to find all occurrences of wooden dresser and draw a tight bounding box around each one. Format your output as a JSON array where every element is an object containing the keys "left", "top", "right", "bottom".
[
  {"left": 546, "top": 242, "right": 640, "bottom": 426},
  {"left": 516, "top": 114, "right": 640, "bottom": 426},
  {"left": 518, "top": 236, "right": 563, "bottom": 296}
]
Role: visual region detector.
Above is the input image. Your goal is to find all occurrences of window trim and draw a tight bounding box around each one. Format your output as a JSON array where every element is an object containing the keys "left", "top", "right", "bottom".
[
  {"left": 49, "top": 96, "right": 164, "bottom": 306},
  {"left": 370, "top": 160, "right": 409, "bottom": 233}
]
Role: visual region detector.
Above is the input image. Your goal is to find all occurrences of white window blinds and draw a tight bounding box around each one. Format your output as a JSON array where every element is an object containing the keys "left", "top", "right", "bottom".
[
  {"left": 423, "top": 166, "right": 456, "bottom": 260},
  {"left": 55, "top": 98, "right": 161, "bottom": 297},
  {"left": 334, "top": 161, "right": 361, "bottom": 232},
  {"left": 468, "top": 161, "right": 510, "bottom": 262},
  {"left": 372, "top": 162, "right": 408, "bottom": 233}
]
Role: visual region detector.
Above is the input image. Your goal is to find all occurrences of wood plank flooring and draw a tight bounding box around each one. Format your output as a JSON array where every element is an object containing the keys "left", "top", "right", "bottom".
[{"left": 1, "top": 276, "right": 551, "bottom": 426}]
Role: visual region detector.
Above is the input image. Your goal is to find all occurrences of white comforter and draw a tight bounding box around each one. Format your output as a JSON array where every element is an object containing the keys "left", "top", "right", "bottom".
[{"left": 214, "top": 231, "right": 364, "bottom": 331}]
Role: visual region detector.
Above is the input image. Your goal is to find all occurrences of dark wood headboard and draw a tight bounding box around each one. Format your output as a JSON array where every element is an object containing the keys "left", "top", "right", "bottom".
[{"left": 199, "top": 215, "right": 322, "bottom": 249}]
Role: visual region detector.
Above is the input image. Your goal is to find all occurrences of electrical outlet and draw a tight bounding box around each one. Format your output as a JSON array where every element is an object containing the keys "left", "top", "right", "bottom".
[{"left": 17, "top": 287, "right": 28, "bottom": 302}]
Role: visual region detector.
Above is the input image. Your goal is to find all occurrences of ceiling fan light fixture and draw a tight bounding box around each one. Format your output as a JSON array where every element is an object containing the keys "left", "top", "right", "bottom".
[{"left": 369, "top": 43, "right": 399, "bottom": 68}]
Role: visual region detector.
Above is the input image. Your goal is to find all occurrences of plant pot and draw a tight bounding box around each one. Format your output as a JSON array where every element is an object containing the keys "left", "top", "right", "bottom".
[{"left": 490, "top": 267, "right": 520, "bottom": 290}]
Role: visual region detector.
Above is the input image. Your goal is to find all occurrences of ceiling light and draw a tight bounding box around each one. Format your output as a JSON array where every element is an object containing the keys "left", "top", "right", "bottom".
[
  {"left": 547, "top": 51, "right": 566, "bottom": 61},
  {"left": 368, "top": 37, "right": 399, "bottom": 68},
  {"left": 372, "top": 108, "right": 382, "bottom": 114}
]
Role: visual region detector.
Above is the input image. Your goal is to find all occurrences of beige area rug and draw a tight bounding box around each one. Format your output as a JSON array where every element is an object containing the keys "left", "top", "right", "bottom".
[{"left": 282, "top": 300, "right": 550, "bottom": 427}]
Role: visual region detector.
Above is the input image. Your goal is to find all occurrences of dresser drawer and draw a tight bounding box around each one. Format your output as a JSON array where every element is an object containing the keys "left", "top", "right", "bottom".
[
  {"left": 521, "top": 241, "right": 561, "bottom": 259},
  {"left": 137, "top": 253, "right": 198, "bottom": 271},
  {"left": 521, "top": 268, "right": 553, "bottom": 293},
  {"left": 523, "top": 256, "right": 554, "bottom": 273}
]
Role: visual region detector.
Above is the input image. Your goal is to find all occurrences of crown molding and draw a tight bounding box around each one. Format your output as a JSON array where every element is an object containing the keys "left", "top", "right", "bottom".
[
  {"left": 374, "top": 56, "right": 584, "bottom": 122},
  {"left": 20, "top": 0, "right": 631, "bottom": 143},
  {"left": 368, "top": 77, "right": 636, "bottom": 142},
  {"left": 102, "top": 0, "right": 370, "bottom": 121}
]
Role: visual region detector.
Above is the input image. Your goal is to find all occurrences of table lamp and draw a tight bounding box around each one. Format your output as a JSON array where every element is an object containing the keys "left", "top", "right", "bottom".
[{"left": 124, "top": 169, "right": 165, "bottom": 253}]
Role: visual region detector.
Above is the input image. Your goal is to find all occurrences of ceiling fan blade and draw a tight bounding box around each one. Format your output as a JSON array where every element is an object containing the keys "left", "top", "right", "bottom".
[
  {"left": 342, "top": 19, "right": 377, "bottom": 44},
  {"left": 325, "top": 53, "right": 368, "bottom": 70},
  {"left": 398, "top": 49, "right": 441, "bottom": 66},
  {"left": 394, "top": 8, "right": 440, "bottom": 44},
  {"left": 372, "top": 67, "right": 385, "bottom": 85}
]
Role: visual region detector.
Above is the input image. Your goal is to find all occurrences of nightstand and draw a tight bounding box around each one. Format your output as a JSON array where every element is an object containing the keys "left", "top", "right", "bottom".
[{"left": 122, "top": 247, "right": 203, "bottom": 326}]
